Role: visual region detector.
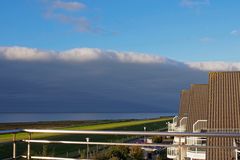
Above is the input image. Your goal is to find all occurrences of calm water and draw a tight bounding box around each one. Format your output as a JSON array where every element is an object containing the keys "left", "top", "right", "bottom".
[{"left": 0, "top": 113, "right": 175, "bottom": 123}]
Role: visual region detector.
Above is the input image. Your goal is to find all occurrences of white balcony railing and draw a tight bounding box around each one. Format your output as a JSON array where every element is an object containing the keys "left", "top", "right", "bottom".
[
  {"left": 186, "top": 137, "right": 206, "bottom": 159},
  {"left": 173, "top": 116, "right": 178, "bottom": 124},
  {"left": 187, "top": 148, "right": 206, "bottom": 160},
  {"left": 173, "top": 136, "right": 185, "bottom": 144},
  {"left": 168, "top": 116, "right": 187, "bottom": 133},
  {"left": 168, "top": 116, "right": 178, "bottom": 132},
  {"left": 167, "top": 147, "right": 178, "bottom": 159},
  {"left": 168, "top": 124, "right": 186, "bottom": 133},
  {"left": 187, "top": 137, "right": 207, "bottom": 146},
  {"left": 193, "top": 120, "right": 207, "bottom": 132},
  {"left": 168, "top": 122, "right": 177, "bottom": 132}
]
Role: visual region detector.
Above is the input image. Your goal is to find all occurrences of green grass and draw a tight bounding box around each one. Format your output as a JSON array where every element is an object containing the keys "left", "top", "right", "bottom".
[
  {"left": 64, "top": 118, "right": 170, "bottom": 130},
  {"left": 0, "top": 117, "right": 172, "bottom": 159},
  {"left": 0, "top": 117, "right": 171, "bottom": 142}
]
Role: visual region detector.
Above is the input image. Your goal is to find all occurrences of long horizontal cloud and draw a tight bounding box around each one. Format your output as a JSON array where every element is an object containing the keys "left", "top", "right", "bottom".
[
  {"left": 0, "top": 46, "right": 238, "bottom": 113},
  {"left": 186, "top": 61, "right": 240, "bottom": 71},
  {"left": 0, "top": 46, "right": 173, "bottom": 64},
  {"left": 0, "top": 46, "right": 239, "bottom": 71}
]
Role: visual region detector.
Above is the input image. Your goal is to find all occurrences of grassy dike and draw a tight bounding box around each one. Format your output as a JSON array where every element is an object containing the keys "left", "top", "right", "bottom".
[{"left": 0, "top": 117, "right": 172, "bottom": 159}]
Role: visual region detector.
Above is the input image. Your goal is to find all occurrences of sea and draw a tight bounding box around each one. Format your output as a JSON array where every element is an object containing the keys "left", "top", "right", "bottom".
[{"left": 0, "top": 113, "right": 175, "bottom": 123}]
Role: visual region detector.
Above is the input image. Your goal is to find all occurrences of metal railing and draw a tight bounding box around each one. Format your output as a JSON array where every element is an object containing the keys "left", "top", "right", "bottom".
[
  {"left": 168, "top": 123, "right": 177, "bottom": 132},
  {"left": 186, "top": 137, "right": 207, "bottom": 159},
  {"left": 167, "top": 147, "right": 178, "bottom": 158},
  {"left": 168, "top": 116, "right": 178, "bottom": 132},
  {"left": 186, "top": 148, "right": 206, "bottom": 160},
  {"left": 168, "top": 117, "right": 187, "bottom": 133},
  {"left": 168, "top": 124, "right": 186, "bottom": 132},
  {"left": 187, "top": 137, "right": 206, "bottom": 146},
  {"left": 173, "top": 116, "right": 178, "bottom": 124},
  {"left": 2, "top": 129, "right": 240, "bottom": 159},
  {"left": 193, "top": 120, "right": 207, "bottom": 132}
]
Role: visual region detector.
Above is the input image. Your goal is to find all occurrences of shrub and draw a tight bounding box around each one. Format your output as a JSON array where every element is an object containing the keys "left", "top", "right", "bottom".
[
  {"left": 107, "top": 146, "right": 130, "bottom": 160},
  {"left": 95, "top": 146, "right": 145, "bottom": 160},
  {"left": 129, "top": 146, "right": 144, "bottom": 160}
]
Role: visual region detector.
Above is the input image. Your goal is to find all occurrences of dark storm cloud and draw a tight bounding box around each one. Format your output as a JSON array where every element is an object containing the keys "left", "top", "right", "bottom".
[{"left": 0, "top": 46, "right": 208, "bottom": 113}]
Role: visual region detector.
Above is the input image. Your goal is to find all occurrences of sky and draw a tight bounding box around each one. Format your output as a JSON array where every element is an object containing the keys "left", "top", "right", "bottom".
[
  {"left": 0, "top": 47, "right": 209, "bottom": 113},
  {"left": 0, "top": 0, "right": 240, "bottom": 61},
  {"left": 1, "top": 1, "right": 240, "bottom": 113}
]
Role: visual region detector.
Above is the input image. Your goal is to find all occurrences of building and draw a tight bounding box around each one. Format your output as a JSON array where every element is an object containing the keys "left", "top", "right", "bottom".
[
  {"left": 186, "top": 84, "right": 208, "bottom": 160},
  {"left": 167, "top": 90, "right": 190, "bottom": 159},
  {"left": 207, "top": 72, "right": 240, "bottom": 160},
  {"left": 167, "top": 85, "right": 208, "bottom": 160},
  {"left": 167, "top": 72, "right": 240, "bottom": 160}
]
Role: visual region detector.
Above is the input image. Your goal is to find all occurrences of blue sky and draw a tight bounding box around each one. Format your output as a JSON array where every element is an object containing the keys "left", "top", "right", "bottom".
[{"left": 1, "top": 0, "right": 240, "bottom": 61}]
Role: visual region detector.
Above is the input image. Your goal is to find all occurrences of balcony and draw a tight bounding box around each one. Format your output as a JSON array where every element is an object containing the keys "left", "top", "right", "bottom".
[
  {"left": 168, "top": 116, "right": 178, "bottom": 132},
  {"left": 168, "top": 124, "right": 186, "bottom": 132},
  {"left": 167, "top": 147, "right": 178, "bottom": 159},
  {"left": 186, "top": 137, "right": 206, "bottom": 160},
  {"left": 173, "top": 136, "right": 185, "bottom": 144},
  {"left": 193, "top": 120, "right": 207, "bottom": 132},
  {"left": 187, "top": 137, "right": 206, "bottom": 146},
  {"left": 187, "top": 149, "right": 206, "bottom": 160},
  {"left": 168, "top": 116, "right": 187, "bottom": 132}
]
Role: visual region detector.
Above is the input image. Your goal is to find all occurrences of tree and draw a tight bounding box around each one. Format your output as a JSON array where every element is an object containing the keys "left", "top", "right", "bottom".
[
  {"left": 129, "top": 146, "right": 144, "bottom": 160},
  {"left": 94, "top": 146, "right": 146, "bottom": 160},
  {"left": 107, "top": 146, "right": 130, "bottom": 160}
]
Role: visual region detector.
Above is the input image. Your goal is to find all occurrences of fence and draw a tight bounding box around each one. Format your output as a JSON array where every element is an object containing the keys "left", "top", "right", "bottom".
[{"left": 1, "top": 129, "right": 240, "bottom": 159}]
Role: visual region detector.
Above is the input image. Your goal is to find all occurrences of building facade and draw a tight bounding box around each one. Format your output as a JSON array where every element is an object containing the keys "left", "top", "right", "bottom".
[{"left": 167, "top": 72, "right": 240, "bottom": 160}]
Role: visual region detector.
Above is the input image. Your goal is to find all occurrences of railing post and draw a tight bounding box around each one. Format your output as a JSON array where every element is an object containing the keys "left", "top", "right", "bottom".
[
  {"left": 12, "top": 133, "right": 16, "bottom": 159},
  {"left": 144, "top": 127, "right": 146, "bottom": 143},
  {"left": 86, "top": 137, "right": 90, "bottom": 159},
  {"left": 27, "top": 133, "right": 31, "bottom": 160}
]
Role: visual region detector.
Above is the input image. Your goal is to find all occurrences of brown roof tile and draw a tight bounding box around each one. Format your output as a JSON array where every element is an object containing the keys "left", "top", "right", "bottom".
[
  {"left": 177, "top": 90, "right": 190, "bottom": 126},
  {"left": 207, "top": 72, "right": 240, "bottom": 160},
  {"left": 186, "top": 84, "right": 208, "bottom": 132}
]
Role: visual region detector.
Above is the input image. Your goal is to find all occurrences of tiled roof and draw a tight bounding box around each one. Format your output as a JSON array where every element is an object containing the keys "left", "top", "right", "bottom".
[
  {"left": 207, "top": 72, "right": 240, "bottom": 160},
  {"left": 186, "top": 84, "right": 208, "bottom": 132},
  {"left": 177, "top": 90, "right": 190, "bottom": 126}
]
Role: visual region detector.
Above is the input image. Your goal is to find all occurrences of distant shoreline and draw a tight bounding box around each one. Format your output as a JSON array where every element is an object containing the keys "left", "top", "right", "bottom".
[{"left": 0, "top": 112, "right": 175, "bottom": 123}]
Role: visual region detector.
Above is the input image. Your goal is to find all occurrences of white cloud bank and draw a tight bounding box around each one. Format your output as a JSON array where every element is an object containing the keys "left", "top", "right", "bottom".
[
  {"left": 1, "top": 46, "right": 240, "bottom": 113},
  {"left": 0, "top": 47, "right": 51, "bottom": 61},
  {"left": 0, "top": 46, "right": 170, "bottom": 64},
  {"left": 0, "top": 46, "right": 240, "bottom": 72},
  {"left": 186, "top": 61, "right": 240, "bottom": 71}
]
